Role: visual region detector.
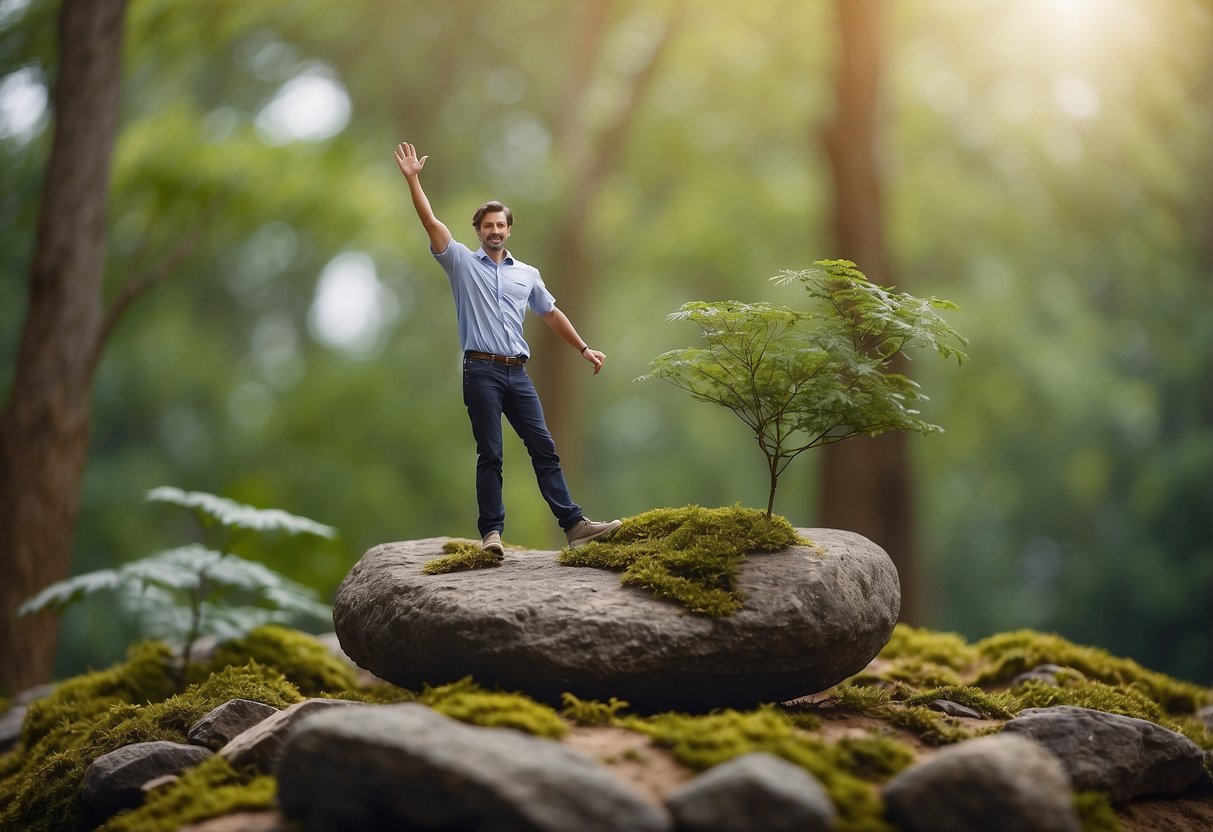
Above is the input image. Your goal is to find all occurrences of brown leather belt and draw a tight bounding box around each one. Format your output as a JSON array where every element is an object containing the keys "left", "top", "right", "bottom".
[{"left": 465, "top": 350, "right": 527, "bottom": 366}]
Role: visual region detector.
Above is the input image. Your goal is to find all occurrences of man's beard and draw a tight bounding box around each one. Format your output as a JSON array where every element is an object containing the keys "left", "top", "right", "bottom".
[{"left": 485, "top": 237, "right": 505, "bottom": 250}]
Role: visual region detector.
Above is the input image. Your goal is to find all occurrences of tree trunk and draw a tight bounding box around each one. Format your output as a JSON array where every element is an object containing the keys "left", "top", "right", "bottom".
[
  {"left": 530, "top": 1, "right": 684, "bottom": 486},
  {"left": 819, "top": 0, "right": 920, "bottom": 621},
  {"left": 0, "top": 0, "right": 126, "bottom": 694}
]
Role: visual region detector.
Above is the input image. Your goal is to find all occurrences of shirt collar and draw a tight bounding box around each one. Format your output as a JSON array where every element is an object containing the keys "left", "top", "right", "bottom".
[{"left": 475, "top": 247, "right": 514, "bottom": 265}]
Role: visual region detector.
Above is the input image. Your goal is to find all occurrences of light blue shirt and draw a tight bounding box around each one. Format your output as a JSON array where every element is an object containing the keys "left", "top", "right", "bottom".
[{"left": 433, "top": 240, "right": 555, "bottom": 358}]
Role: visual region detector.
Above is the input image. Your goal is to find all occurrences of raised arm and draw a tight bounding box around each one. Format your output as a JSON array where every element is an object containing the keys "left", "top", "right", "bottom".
[{"left": 394, "top": 142, "right": 453, "bottom": 255}]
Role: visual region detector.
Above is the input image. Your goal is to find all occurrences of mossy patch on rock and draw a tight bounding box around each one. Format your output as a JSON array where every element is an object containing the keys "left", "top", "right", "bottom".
[
  {"left": 419, "top": 677, "right": 568, "bottom": 739},
  {"left": 0, "top": 650, "right": 301, "bottom": 832},
  {"left": 423, "top": 540, "right": 502, "bottom": 574},
  {"left": 100, "top": 755, "right": 276, "bottom": 832},
  {"left": 205, "top": 625, "right": 359, "bottom": 696},
  {"left": 557, "top": 504, "right": 805, "bottom": 616},
  {"left": 975, "top": 629, "right": 1212, "bottom": 714},
  {"left": 624, "top": 706, "right": 909, "bottom": 832}
]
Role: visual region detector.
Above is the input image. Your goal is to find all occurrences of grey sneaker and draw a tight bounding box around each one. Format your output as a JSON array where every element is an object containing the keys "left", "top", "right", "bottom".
[
  {"left": 481, "top": 530, "right": 504, "bottom": 559},
  {"left": 565, "top": 518, "right": 622, "bottom": 548}
]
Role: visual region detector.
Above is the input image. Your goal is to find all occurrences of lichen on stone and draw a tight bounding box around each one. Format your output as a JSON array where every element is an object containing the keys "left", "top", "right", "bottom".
[
  {"left": 423, "top": 540, "right": 502, "bottom": 574},
  {"left": 556, "top": 504, "right": 806, "bottom": 616}
]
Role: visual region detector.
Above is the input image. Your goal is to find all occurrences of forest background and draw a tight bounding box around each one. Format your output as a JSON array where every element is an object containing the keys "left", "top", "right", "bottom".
[{"left": 1, "top": 0, "right": 1210, "bottom": 690}]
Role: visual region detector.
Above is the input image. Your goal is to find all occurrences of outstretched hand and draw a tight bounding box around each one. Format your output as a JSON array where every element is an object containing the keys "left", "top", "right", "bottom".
[{"left": 394, "top": 142, "right": 427, "bottom": 178}]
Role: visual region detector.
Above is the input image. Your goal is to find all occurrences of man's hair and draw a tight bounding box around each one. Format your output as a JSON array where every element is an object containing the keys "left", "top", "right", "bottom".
[{"left": 472, "top": 201, "right": 513, "bottom": 228}]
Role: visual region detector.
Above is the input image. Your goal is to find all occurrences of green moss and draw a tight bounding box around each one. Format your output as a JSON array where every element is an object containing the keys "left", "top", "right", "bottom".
[
  {"left": 0, "top": 657, "right": 301, "bottom": 832},
  {"left": 423, "top": 540, "right": 502, "bottom": 574},
  {"left": 557, "top": 505, "right": 804, "bottom": 616},
  {"left": 975, "top": 630, "right": 1211, "bottom": 714},
  {"left": 1010, "top": 678, "right": 1167, "bottom": 723},
  {"left": 560, "top": 693, "right": 630, "bottom": 726},
  {"left": 829, "top": 682, "right": 985, "bottom": 746},
  {"left": 21, "top": 641, "right": 178, "bottom": 748},
  {"left": 896, "top": 685, "right": 1018, "bottom": 720},
  {"left": 850, "top": 657, "right": 965, "bottom": 689},
  {"left": 1073, "top": 790, "right": 1122, "bottom": 832},
  {"left": 328, "top": 681, "right": 415, "bottom": 705},
  {"left": 205, "top": 625, "right": 359, "bottom": 696},
  {"left": 832, "top": 733, "right": 916, "bottom": 781},
  {"left": 419, "top": 677, "right": 567, "bottom": 739},
  {"left": 623, "top": 707, "right": 893, "bottom": 832},
  {"left": 880, "top": 624, "right": 978, "bottom": 671},
  {"left": 830, "top": 683, "right": 892, "bottom": 715},
  {"left": 101, "top": 756, "right": 276, "bottom": 832}
]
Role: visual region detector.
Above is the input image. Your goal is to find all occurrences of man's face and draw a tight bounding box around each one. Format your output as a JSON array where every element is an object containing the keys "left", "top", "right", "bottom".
[{"left": 476, "top": 212, "right": 511, "bottom": 252}]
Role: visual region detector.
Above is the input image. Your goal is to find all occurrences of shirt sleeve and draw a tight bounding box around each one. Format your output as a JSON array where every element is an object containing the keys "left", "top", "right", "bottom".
[
  {"left": 529, "top": 272, "right": 556, "bottom": 315},
  {"left": 433, "top": 239, "right": 471, "bottom": 284}
]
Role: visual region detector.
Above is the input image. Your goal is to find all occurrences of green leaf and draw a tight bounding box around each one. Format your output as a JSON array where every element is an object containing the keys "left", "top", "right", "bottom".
[{"left": 147, "top": 486, "right": 337, "bottom": 538}]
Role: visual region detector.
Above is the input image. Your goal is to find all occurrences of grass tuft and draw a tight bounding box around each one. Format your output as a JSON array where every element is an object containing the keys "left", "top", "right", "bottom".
[
  {"left": 423, "top": 540, "right": 501, "bottom": 574},
  {"left": 557, "top": 504, "right": 805, "bottom": 616},
  {"left": 560, "top": 693, "right": 630, "bottom": 726}
]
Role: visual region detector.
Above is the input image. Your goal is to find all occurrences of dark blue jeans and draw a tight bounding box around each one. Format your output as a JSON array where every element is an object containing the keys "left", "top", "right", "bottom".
[{"left": 462, "top": 357, "right": 582, "bottom": 536}]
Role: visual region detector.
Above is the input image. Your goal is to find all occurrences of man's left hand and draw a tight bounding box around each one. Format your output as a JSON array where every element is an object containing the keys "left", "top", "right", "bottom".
[{"left": 582, "top": 348, "right": 605, "bottom": 375}]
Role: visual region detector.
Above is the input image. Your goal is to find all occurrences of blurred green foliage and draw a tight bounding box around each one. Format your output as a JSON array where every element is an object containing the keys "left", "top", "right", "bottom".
[{"left": 1, "top": 0, "right": 1210, "bottom": 683}]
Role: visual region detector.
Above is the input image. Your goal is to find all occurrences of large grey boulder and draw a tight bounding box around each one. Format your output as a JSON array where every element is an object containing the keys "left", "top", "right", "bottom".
[
  {"left": 333, "top": 528, "right": 899, "bottom": 712},
  {"left": 1002, "top": 705, "right": 1206, "bottom": 802},
  {"left": 276, "top": 702, "right": 670, "bottom": 832},
  {"left": 883, "top": 734, "right": 1081, "bottom": 832},
  {"left": 665, "top": 752, "right": 835, "bottom": 832},
  {"left": 81, "top": 741, "right": 213, "bottom": 820}
]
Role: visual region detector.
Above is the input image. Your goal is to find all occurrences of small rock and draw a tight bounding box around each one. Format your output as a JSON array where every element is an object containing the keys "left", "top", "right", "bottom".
[
  {"left": 81, "top": 741, "right": 212, "bottom": 821},
  {"left": 884, "top": 734, "right": 1081, "bottom": 832},
  {"left": 189, "top": 699, "right": 279, "bottom": 750},
  {"left": 1196, "top": 704, "right": 1213, "bottom": 733},
  {"left": 219, "top": 698, "right": 360, "bottom": 773},
  {"left": 928, "top": 699, "right": 983, "bottom": 719},
  {"left": 1002, "top": 705, "right": 1206, "bottom": 802},
  {"left": 665, "top": 752, "right": 835, "bottom": 832},
  {"left": 277, "top": 702, "right": 671, "bottom": 832}
]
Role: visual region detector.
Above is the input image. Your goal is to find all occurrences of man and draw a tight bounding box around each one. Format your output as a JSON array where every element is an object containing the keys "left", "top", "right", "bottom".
[{"left": 394, "top": 141, "right": 622, "bottom": 557}]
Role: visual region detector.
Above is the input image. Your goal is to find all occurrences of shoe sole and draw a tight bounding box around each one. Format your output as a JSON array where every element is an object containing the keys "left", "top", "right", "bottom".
[{"left": 567, "top": 521, "right": 622, "bottom": 548}]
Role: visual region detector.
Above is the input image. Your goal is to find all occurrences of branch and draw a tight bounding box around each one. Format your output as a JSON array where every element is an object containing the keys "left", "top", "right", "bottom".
[{"left": 92, "top": 198, "right": 224, "bottom": 369}]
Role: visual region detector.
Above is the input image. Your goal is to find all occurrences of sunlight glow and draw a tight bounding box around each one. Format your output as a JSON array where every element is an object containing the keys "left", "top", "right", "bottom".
[
  {"left": 307, "top": 252, "right": 398, "bottom": 357},
  {"left": 255, "top": 62, "right": 350, "bottom": 144},
  {"left": 0, "top": 66, "right": 47, "bottom": 143}
]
